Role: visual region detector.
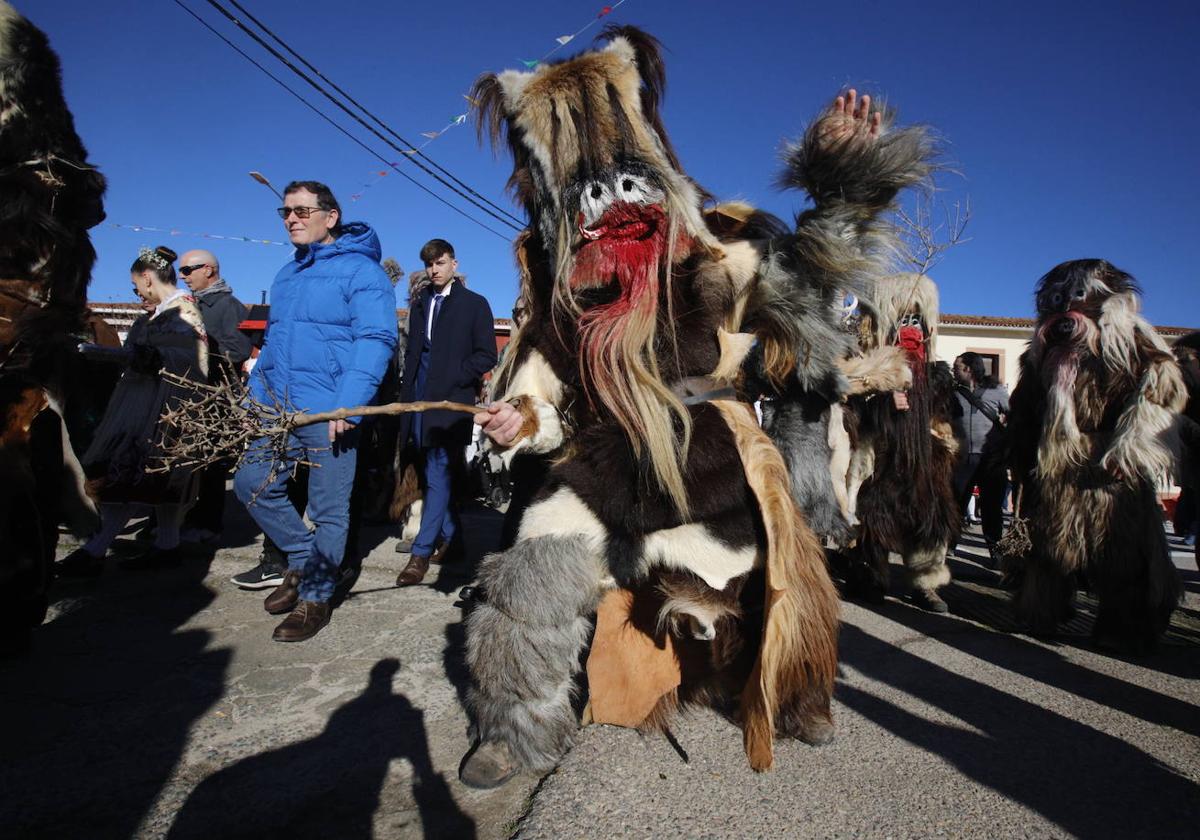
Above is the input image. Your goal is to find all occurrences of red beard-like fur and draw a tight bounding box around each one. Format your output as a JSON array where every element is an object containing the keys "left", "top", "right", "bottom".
[
  {"left": 564, "top": 201, "right": 696, "bottom": 514},
  {"left": 570, "top": 203, "right": 691, "bottom": 424}
]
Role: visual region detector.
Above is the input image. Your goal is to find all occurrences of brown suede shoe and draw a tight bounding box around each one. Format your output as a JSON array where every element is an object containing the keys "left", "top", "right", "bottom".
[
  {"left": 272, "top": 599, "right": 331, "bottom": 643},
  {"left": 395, "top": 554, "right": 430, "bottom": 587},
  {"left": 459, "top": 740, "right": 519, "bottom": 789},
  {"left": 263, "top": 570, "right": 301, "bottom": 615}
]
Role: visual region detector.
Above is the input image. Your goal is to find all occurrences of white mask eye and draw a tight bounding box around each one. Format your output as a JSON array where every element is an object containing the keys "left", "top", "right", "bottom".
[
  {"left": 580, "top": 182, "right": 614, "bottom": 226},
  {"left": 1073, "top": 287, "right": 1087, "bottom": 299},
  {"left": 614, "top": 173, "right": 664, "bottom": 206}
]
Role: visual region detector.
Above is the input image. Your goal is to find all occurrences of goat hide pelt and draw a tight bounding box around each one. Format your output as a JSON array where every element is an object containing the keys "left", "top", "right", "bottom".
[
  {"left": 1008, "top": 259, "right": 1184, "bottom": 652},
  {"left": 461, "top": 26, "right": 936, "bottom": 780}
]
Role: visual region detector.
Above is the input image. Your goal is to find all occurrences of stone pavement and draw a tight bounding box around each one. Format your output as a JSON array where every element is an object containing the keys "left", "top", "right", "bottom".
[{"left": 2, "top": 505, "right": 1197, "bottom": 839}]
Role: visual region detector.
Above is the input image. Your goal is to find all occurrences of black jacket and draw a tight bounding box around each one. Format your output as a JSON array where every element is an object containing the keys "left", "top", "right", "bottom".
[
  {"left": 194, "top": 282, "right": 252, "bottom": 378},
  {"left": 398, "top": 281, "right": 496, "bottom": 447}
]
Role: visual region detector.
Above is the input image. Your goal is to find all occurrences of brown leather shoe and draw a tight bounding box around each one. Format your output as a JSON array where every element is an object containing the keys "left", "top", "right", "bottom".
[
  {"left": 272, "top": 599, "right": 331, "bottom": 643},
  {"left": 263, "top": 570, "right": 301, "bottom": 615},
  {"left": 395, "top": 554, "right": 430, "bottom": 587}
]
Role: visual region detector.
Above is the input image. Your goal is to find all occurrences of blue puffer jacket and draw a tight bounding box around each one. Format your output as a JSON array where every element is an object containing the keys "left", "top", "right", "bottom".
[{"left": 249, "top": 223, "right": 397, "bottom": 421}]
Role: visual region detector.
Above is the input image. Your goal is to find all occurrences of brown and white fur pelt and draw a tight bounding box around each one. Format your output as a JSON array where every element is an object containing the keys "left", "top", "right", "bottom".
[
  {"left": 1008, "top": 259, "right": 1184, "bottom": 652},
  {"left": 0, "top": 3, "right": 107, "bottom": 647},
  {"left": 463, "top": 26, "right": 936, "bottom": 776},
  {"left": 843, "top": 274, "right": 962, "bottom": 602}
]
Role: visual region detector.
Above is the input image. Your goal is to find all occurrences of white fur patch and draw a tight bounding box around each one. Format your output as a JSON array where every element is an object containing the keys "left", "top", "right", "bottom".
[
  {"left": 642, "top": 524, "right": 759, "bottom": 591},
  {"left": 517, "top": 487, "right": 607, "bottom": 553},
  {"left": 496, "top": 349, "right": 567, "bottom": 464}
]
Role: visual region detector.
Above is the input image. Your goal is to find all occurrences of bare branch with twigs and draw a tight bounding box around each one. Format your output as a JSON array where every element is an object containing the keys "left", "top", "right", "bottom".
[
  {"left": 896, "top": 192, "right": 972, "bottom": 276},
  {"left": 148, "top": 370, "right": 478, "bottom": 499}
]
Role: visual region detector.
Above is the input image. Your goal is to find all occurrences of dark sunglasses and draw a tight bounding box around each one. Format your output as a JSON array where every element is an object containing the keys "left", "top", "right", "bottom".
[
  {"left": 276, "top": 206, "right": 326, "bottom": 220},
  {"left": 179, "top": 264, "right": 210, "bottom": 277}
]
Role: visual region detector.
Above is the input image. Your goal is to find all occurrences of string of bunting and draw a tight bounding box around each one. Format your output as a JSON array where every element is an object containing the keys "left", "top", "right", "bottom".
[
  {"left": 106, "top": 221, "right": 289, "bottom": 247},
  {"left": 348, "top": 0, "right": 628, "bottom": 202}
]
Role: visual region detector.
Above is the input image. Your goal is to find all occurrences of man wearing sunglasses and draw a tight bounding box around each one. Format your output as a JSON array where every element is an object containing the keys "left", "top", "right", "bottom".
[
  {"left": 233, "top": 181, "right": 397, "bottom": 643},
  {"left": 177, "top": 249, "right": 252, "bottom": 544}
]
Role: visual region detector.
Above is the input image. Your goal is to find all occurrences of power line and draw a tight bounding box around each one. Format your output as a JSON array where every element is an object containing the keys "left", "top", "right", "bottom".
[
  {"left": 199, "top": 0, "right": 523, "bottom": 233},
  {"left": 224, "top": 0, "right": 524, "bottom": 228},
  {"left": 173, "top": 0, "right": 513, "bottom": 239}
]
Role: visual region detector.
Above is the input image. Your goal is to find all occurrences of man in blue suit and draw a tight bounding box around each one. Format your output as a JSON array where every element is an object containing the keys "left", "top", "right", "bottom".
[
  {"left": 234, "top": 181, "right": 397, "bottom": 642},
  {"left": 395, "top": 239, "right": 497, "bottom": 586}
]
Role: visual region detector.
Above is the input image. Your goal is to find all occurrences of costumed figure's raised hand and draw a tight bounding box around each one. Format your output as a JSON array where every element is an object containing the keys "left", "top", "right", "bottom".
[
  {"left": 892, "top": 390, "right": 910, "bottom": 412},
  {"left": 475, "top": 401, "right": 524, "bottom": 447},
  {"left": 816, "top": 88, "right": 883, "bottom": 149}
]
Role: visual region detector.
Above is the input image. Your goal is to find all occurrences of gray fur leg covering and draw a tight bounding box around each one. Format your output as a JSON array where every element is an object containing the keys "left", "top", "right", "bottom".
[
  {"left": 763, "top": 394, "right": 849, "bottom": 543},
  {"left": 905, "top": 544, "right": 951, "bottom": 590},
  {"left": 465, "top": 534, "right": 606, "bottom": 772}
]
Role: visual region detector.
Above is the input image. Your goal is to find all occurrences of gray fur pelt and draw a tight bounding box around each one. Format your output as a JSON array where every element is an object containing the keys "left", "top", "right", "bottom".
[
  {"left": 752, "top": 93, "right": 936, "bottom": 532},
  {"left": 761, "top": 390, "right": 849, "bottom": 543},
  {"left": 465, "top": 535, "right": 605, "bottom": 771}
]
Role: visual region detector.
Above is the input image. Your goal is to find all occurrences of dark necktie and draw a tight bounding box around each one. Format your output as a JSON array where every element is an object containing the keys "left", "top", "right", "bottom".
[{"left": 430, "top": 293, "right": 445, "bottom": 340}]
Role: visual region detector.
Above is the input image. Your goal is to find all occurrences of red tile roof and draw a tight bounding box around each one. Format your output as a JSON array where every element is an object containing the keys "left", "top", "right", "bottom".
[{"left": 942, "top": 313, "right": 1195, "bottom": 337}]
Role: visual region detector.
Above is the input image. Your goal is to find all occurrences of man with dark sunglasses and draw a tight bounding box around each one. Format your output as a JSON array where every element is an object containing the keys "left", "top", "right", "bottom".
[{"left": 177, "top": 249, "right": 252, "bottom": 544}]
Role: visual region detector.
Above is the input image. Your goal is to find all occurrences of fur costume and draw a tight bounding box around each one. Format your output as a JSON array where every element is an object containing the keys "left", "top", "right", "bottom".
[
  {"left": 843, "top": 273, "right": 962, "bottom": 606},
  {"left": 1007, "top": 259, "right": 1184, "bottom": 652},
  {"left": 461, "top": 26, "right": 936, "bottom": 780},
  {"left": 0, "top": 2, "right": 107, "bottom": 646}
]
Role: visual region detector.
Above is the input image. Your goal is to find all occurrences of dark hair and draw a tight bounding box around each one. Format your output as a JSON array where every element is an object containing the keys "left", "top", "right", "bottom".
[
  {"left": 420, "top": 238, "right": 455, "bottom": 264},
  {"left": 282, "top": 180, "right": 343, "bottom": 237},
  {"left": 130, "top": 245, "right": 178, "bottom": 286},
  {"left": 957, "top": 352, "right": 996, "bottom": 388}
]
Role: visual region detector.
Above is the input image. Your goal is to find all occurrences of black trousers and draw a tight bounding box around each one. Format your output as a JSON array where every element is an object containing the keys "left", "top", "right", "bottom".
[
  {"left": 185, "top": 459, "right": 233, "bottom": 532},
  {"left": 954, "top": 451, "right": 1007, "bottom": 546}
]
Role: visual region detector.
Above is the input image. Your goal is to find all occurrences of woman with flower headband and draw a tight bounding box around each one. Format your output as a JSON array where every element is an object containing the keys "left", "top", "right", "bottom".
[{"left": 58, "top": 246, "right": 209, "bottom": 575}]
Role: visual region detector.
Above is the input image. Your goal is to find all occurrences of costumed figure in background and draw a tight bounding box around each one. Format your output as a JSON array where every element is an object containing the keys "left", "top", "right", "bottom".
[
  {"left": 460, "top": 27, "right": 936, "bottom": 787},
  {"left": 0, "top": 1, "right": 108, "bottom": 649},
  {"left": 843, "top": 273, "right": 962, "bottom": 613},
  {"left": 57, "top": 247, "right": 209, "bottom": 575},
  {"left": 1006, "top": 259, "right": 1184, "bottom": 652},
  {"left": 1170, "top": 331, "right": 1200, "bottom": 562}
]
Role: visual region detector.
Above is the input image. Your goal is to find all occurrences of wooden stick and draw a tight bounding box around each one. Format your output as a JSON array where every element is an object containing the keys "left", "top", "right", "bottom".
[{"left": 291, "top": 400, "right": 480, "bottom": 426}]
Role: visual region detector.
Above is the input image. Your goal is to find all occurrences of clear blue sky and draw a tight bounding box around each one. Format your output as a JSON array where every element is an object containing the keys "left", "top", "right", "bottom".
[{"left": 26, "top": 0, "right": 1200, "bottom": 326}]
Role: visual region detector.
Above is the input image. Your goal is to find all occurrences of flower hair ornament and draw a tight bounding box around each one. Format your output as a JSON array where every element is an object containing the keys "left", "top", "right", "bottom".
[{"left": 138, "top": 246, "right": 170, "bottom": 271}]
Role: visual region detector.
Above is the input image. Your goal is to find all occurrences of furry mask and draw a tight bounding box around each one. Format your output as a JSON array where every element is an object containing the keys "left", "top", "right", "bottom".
[
  {"left": 1029, "top": 258, "right": 1140, "bottom": 375},
  {"left": 874, "top": 273, "right": 939, "bottom": 357},
  {"left": 474, "top": 26, "right": 723, "bottom": 515},
  {"left": 474, "top": 26, "right": 718, "bottom": 295}
]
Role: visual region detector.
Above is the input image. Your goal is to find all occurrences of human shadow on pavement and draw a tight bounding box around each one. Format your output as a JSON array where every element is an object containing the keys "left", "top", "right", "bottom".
[
  {"left": 167, "top": 658, "right": 475, "bottom": 840},
  {"left": 0, "top": 543, "right": 230, "bottom": 837},
  {"left": 838, "top": 623, "right": 1200, "bottom": 836}
]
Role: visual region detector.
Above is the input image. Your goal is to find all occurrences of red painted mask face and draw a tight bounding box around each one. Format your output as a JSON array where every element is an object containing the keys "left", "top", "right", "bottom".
[{"left": 897, "top": 324, "right": 926, "bottom": 363}]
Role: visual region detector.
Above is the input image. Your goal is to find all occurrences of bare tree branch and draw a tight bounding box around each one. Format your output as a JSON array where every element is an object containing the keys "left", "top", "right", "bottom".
[
  {"left": 148, "top": 371, "right": 477, "bottom": 500},
  {"left": 896, "top": 193, "right": 972, "bottom": 276}
]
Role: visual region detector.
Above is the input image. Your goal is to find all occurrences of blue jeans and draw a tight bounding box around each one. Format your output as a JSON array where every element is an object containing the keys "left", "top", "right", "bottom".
[
  {"left": 413, "top": 444, "right": 457, "bottom": 557},
  {"left": 234, "top": 424, "right": 358, "bottom": 603}
]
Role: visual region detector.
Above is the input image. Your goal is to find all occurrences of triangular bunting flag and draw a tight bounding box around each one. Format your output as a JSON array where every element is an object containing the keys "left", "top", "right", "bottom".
[
  {"left": 463, "top": 94, "right": 481, "bottom": 107},
  {"left": 556, "top": 35, "right": 573, "bottom": 45},
  {"left": 522, "top": 59, "right": 539, "bottom": 69},
  {"left": 598, "top": 6, "right": 613, "bottom": 17},
  {"left": 452, "top": 114, "right": 467, "bottom": 125},
  {"left": 421, "top": 131, "right": 440, "bottom": 139}
]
